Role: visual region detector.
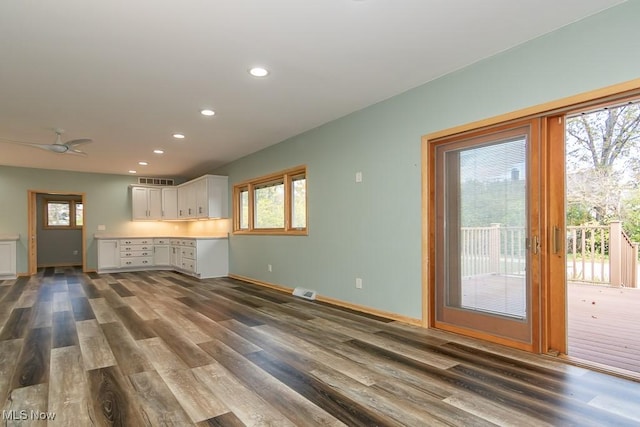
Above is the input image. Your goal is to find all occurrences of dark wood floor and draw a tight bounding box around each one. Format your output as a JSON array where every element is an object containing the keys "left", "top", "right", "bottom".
[{"left": 2, "top": 269, "right": 640, "bottom": 426}]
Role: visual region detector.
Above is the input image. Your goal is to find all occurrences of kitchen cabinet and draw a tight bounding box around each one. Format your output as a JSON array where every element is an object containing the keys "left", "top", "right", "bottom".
[
  {"left": 170, "top": 239, "right": 182, "bottom": 268},
  {"left": 131, "top": 186, "right": 162, "bottom": 220},
  {"left": 97, "top": 239, "right": 119, "bottom": 270},
  {"left": 177, "top": 181, "right": 196, "bottom": 219},
  {"left": 120, "top": 238, "right": 153, "bottom": 268},
  {"left": 161, "top": 187, "right": 178, "bottom": 220},
  {"left": 173, "top": 238, "right": 228, "bottom": 278},
  {"left": 194, "top": 175, "right": 228, "bottom": 218},
  {"left": 0, "top": 239, "right": 17, "bottom": 280},
  {"left": 130, "top": 174, "right": 227, "bottom": 222},
  {"left": 178, "top": 175, "right": 228, "bottom": 220},
  {"left": 96, "top": 235, "right": 227, "bottom": 278},
  {"left": 153, "top": 238, "right": 171, "bottom": 266}
]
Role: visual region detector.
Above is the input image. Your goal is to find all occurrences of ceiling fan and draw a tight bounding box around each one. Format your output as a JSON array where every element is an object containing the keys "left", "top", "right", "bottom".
[{"left": 0, "top": 128, "right": 93, "bottom": 156}]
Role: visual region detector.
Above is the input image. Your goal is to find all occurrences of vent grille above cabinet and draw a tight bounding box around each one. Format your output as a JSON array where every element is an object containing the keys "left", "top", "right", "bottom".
[{"left": 138, "top": 177, "right": 175, "bottom": 186}]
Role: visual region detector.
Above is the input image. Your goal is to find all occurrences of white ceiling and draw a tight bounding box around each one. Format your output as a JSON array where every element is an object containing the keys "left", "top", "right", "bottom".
[{"left": 0, "top": 0, "right": 626, "bottom": 179}]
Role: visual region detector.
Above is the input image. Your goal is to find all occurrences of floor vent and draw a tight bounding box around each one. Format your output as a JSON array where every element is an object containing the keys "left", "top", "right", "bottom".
[
  {"left": 292, "top": 287, "right": 317, "bottom": 300},
  {"left": 138, "top": 177, "right": 175, "bottom": 186}
]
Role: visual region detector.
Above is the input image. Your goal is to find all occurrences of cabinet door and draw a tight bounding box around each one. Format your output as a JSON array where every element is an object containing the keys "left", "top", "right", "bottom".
[
  {"left": 194, "top": 178, "right": 208, "bottom": 218},
  {"left": 170, "top": 244, "right": 181, "bottom": 268},
  {"left": 178, "top": 183, "right": 196, "bottom": 219},
  {"left": 207, "top": 175, "right": 228, "bottom": 218},
  {"left": 98, "top": 240, "right": 119, "bottom": 269},
  {"left": 154, "top": 245, "right": 171, "bottom": 266},
  {"left": 148, "top": 188, "right": 162, "bottom": 220},
  {"left": 162, "top": 187, "right": 178, "bottom": 220},
  {"left": 131, "top": 187, "right": 150, "bottom": 220},
  {"left": 0, "top": 241, "right": 16, "bottom": 277}
]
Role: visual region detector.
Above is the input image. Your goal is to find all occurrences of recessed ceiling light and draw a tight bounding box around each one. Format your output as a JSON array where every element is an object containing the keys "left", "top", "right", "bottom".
[
  {"left": 173, "top": 133, "right": 185, "bottom": 139},
  {"left": 138, "top": 161, "right": 148, "bottom": 166},
  {"left": 153, "top": 149, "right": 164, "bottom": 154},
  {"left": 200, "top": 109, "right": 215, "bottom": 116},
  {"left": 129, "top": 170, "right": 137, "bottom": 174},
  {"left": 249, "top": 67, "right": 269, "bottom": 77}
]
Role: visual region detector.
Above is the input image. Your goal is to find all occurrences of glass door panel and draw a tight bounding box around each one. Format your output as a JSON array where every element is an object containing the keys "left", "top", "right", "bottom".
[{"left": 432, "top": 121, "right": 540, "bottom": 348}]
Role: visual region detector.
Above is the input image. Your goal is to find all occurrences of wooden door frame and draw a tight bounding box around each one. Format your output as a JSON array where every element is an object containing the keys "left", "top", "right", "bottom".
[
  {"left": 427, "top": 118, "right": 542, "bottom": 352},
  {"left": 421, "top": 78, "right": 640, "bottom": 354},
  {"left": 28, "top": 190, "right": 87, "bottom": 274}
]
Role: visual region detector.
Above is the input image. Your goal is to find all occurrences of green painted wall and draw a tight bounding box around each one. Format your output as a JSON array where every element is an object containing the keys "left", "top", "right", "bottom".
[{"left": 214, "top": 1, "right": 640, "bottom": 320}]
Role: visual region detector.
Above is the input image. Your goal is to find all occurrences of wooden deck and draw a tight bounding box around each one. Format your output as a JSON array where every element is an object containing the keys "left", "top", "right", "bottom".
[
  {"left": 568, "top": 283, "right": 640, "bottom": 374},
  {"left": 460, "top": 273, "right": 640, "bottom": 375}
]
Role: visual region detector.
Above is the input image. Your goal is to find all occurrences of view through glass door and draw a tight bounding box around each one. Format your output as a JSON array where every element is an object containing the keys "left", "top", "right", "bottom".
[
  {"left": 564, "top": 99, "right": 640, "bottom": 374},
  {"left": 431, "top": 119, "right": 541, "bottom": 351}
]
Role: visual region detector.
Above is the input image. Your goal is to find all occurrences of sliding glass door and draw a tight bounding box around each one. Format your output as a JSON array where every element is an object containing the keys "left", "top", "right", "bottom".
[{"left": 430, "top": 119, "right": 541, "bottom": 350}]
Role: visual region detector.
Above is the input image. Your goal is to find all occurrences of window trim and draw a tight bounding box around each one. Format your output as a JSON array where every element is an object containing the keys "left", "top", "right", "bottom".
[
  {"left": 43, "top": 199, "right": 83, "bottom": 229},
  {"left": 233, "top": 165, "right": 307, "bottom": 235}
]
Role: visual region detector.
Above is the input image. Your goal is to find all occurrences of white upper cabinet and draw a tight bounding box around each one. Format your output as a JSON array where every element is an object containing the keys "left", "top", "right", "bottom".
[
  {"left": 131, "top": 186, "right": 162, "bottom": 220},
  {"left": 177, "top": 181, "right": 197, "bottom": 219},
  {"left": 131, "top": 175, "right": 227, "bottom": 222},
  {"left": 161, "top": 187, "right": 178, "bottom": 220},
  {"left": 179, "top": 175, "right": 228, "bottom": 220}
]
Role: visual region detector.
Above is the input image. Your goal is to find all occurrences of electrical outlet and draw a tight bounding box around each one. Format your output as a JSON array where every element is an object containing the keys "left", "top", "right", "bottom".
[
  {"left": 268, "top": 264, "right": 272, "bottom": 272},
  {"left": 355, "top": 171, "right": 363, "bottom": 183},
  {"left": 73, "top": 250, "right": 78, "bottom": 255},
  {"left": 355, "top": 278, "right": 362, "bottom": 289}
]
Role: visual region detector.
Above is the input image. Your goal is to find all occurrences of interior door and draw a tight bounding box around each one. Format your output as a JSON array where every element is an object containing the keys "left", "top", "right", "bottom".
[{"left": 430, "top": 119, "right": 541, "bottom": 351}]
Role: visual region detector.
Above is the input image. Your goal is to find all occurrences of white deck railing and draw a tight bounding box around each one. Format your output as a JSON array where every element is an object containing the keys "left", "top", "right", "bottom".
[{"left": 461, "top": 221, "right": 638, "bottom": 287}]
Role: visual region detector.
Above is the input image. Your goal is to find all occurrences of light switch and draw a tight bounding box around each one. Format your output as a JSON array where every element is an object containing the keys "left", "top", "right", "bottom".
[{"left": 355, "top": 172, "right": 362, "bottom": 183}]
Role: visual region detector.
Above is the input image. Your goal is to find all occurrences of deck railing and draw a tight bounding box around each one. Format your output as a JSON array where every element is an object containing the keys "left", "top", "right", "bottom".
[{"left": 461, "top": 221, "right": 639, "bottom": 287}]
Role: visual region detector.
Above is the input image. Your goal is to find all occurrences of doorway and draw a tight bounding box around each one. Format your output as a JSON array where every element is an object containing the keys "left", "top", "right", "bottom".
[
  {"left": 28, "top": 190, "right": 86, "bottom": 274},
  {"left": 562, "top": 98, "right": 640, "bottom": 374}
]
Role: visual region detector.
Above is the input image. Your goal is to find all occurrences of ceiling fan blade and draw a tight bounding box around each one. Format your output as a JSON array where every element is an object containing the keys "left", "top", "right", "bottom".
[
  {"left": 65, "top": 138, "right": 92, "bottom": 147},
  {"left": 67, "top": 148, "right": 88, "bottom": 156}
]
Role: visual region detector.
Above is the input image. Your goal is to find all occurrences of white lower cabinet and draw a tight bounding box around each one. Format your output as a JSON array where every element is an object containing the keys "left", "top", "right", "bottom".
[
  {"left": 97, "top": 236, "right": 227, "bottom": 278},
  {"left": 173, "top": 239, "right": 228, "bottom": 279},
  {"left": 154, "top": 238, "right": 171, "bottom": 266},
  {"left": 0, "top": 240, "right": 17, "bottom": 280},
  {"left": 120, "top": 238, "right": 153, "bottom": 268},
  {"left": 97, "top": 240, "right": 119, "bottom": 270}
]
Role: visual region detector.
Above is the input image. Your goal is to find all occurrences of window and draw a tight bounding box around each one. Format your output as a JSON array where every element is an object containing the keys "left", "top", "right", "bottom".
[
  {"left": 233, "top": 166, "right": 307, "bottom": 235},
  {"left": 45, "top": 199, "right": 83, "bottom": 229}
]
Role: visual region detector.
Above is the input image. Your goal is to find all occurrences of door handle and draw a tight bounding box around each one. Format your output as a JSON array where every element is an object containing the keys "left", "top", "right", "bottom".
[
  {"left": 529, "top": 235, "right": 540, "bottom": 254},
  {"left": 553, "top": 226, "right": 561, "bottom": 254}
]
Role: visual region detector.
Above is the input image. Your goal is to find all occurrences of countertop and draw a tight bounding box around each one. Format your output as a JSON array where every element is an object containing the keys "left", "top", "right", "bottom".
[
  {"left": 0, "top": 234, "right": 20, "bottom": 241},
  {"left": 94, "top": 234, "right": 228, "bottom": 240}
]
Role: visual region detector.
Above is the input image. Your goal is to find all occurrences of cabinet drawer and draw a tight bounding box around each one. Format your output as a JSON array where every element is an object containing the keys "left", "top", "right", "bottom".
[
  {"left": 170, "top": 239, "right": 181, "bottom": 246},
  {"left": 121, "top": 238, "right": 153, "bottom": 245},
  {"left": 154, "top": 238, "right": 170, "bottom": 245},
  {"left": 180, "top": 247, "right": 196, "bottom": 259},
  {"left": 120, "top": 257, "right": 153, "bottom": 267},
  {"left": 180, "top": 259, "right": 196, "bottom": 272},
  {"left": 121, "top": 250, "right": 152, "bottom": 257},
  {"left": 121, "top": 245, "right": 152, "bottom": 252},
  {"left": 180, "top": 239, "right": 196, "bottom": 247}
]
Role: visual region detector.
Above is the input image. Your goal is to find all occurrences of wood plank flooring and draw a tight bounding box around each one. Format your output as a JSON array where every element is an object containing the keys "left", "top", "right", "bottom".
[{"left": 2, "top": 268, "right": 640, "bottom": 426}]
